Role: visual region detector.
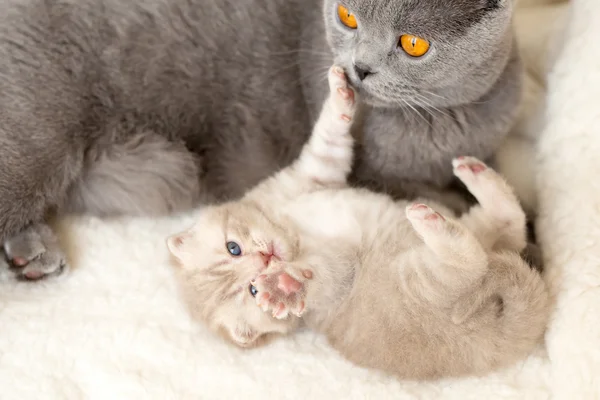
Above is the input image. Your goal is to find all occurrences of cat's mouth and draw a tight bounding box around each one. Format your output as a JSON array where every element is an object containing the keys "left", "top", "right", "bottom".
[{"left": 344, "top": 76, "right": 399, "bottom": 109}]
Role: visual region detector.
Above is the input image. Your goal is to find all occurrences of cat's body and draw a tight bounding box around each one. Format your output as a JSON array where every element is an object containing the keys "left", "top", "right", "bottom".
[
  {"left": 0, "top": 0, "right": 521, "bottom": 280},
  {"left": 167, "top": 68, "right": 549, "bottom": 380}
]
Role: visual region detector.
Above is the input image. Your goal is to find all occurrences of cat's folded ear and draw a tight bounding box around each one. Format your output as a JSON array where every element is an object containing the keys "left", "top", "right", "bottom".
[{"left": 166, "top": 230, "right": 195, "bottom": 266}]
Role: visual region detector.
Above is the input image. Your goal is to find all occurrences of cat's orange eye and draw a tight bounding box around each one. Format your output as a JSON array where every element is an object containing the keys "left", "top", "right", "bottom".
[
  {"left": 337, "top": 4, "right": 357, "bottom": 29},
  {"left": 399, "top": 35, "right": 430, "bottom": 57}
]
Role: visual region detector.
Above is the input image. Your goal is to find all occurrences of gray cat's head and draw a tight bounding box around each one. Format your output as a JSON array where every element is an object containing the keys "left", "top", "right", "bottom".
[{"left": 323, "top": 0, "right": 515, "bottom": 108}]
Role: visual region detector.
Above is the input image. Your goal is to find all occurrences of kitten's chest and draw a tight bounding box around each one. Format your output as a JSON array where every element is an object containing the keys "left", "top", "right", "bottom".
[
  {"left": 282, "top": 189, "right": 408, "bottom": 251},
  {"left": 284, "top": 193, "right": 364, "bottom": 246}
]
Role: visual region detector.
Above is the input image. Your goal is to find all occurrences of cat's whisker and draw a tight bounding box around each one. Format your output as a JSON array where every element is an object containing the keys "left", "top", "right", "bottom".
[
  {"left": 401, "top": 99, "right": 432, "bottom": 128},
  {"left": 412, "top": 94, "right": 452, "bottom": 119},
  {"left": 285, "top": 65, "right": 331, "bottom": 90},
  {"left": 265, "top": 56, "right": 332, "bottom": 85},
  {"left": 266, "top": 48, "right": 332, "bottom": 58},
  {"left": 422, "top": 90, "right": 447, "bottom": 101}
]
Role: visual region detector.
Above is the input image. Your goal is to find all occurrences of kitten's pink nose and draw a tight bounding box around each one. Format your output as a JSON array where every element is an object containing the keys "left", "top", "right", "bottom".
[{"left": 259, "top": 252, "right": 273, "bottom": 266}]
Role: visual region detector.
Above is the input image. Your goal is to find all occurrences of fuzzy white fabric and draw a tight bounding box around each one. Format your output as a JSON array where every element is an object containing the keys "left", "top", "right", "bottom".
[
  {"left": 535, "top": 0, "right": 600, "bottom": 397},
  {"left": 2, "top": 1, "right": 597, "bottom": 399}
]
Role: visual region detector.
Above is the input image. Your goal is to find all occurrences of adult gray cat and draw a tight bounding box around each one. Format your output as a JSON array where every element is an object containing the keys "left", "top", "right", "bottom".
[{"left": 0, "top": 0, "right": 520, "bottom": 280}]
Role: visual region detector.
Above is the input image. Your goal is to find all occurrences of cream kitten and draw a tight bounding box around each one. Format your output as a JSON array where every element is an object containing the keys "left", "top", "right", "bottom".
[{"left": 166, "top": 67, "right": 550, "bottom": 380}]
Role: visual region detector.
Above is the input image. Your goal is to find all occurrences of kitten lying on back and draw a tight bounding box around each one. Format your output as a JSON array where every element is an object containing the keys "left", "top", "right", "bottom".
[{"left": 166, "top": 67, "right": 550, "bottom": 380}]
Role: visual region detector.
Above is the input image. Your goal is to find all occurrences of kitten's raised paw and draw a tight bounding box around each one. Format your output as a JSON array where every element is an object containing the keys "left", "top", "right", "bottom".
[
  {"left": 3, "top": 223, "right": 68, "bottom": 281},
  {"left": 452, "top": 156, "right": 523, "bottom": 220},
  {"left": 452, "top": 156, "right": 489, "bottom": 182},
  {"left": 406, "top": 203, "right": 447, "bottom": 234},
  {"left": 252, "top": 269, "right": 310, "bottom": 319},
  {"left": 328, "top": 66, "right": 356, "bottom": 122}
]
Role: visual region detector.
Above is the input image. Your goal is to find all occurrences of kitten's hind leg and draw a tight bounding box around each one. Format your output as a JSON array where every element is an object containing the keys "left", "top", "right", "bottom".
[
  {"left": 453, "top": 157, "right": 527, "bottom": 253},
  {"left": 406, "top": 204, "right": 489, "bottom": 289}
]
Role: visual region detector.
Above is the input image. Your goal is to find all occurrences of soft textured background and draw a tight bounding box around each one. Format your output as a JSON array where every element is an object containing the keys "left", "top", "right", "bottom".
[{"left": 2, "top": 0, "right": 598, "bottom": 399}]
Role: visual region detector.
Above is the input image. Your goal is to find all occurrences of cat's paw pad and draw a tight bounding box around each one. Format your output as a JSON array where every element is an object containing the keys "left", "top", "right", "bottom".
[
  {"left": 328, "top": 66, "right": 356, "bottom": 122},
  {"left": 252, "top": 270, "right": 310, "bottom": 319},
  {"left": 406, "top": 203, "right": 446, "bottom": 233},
  {"left": 3, "top": 223, "right": 68, "bottom": 281}
]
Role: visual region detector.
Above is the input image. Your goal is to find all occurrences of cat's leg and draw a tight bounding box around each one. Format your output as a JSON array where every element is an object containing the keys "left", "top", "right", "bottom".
[
  {"left": 246, "top": 66, "right": 357, "bottom": 201},
  {"left": 405, "top": 204, "right": 489, "bottom": 291},
  {"left": 452, "top": 157, "right": 528, "bottom": 253},
  {"left": 0, "top": 128, "right": 82, "bottom": 281},
  {"left": 3, "top": 223, "right": 68, "bottom": 280}
]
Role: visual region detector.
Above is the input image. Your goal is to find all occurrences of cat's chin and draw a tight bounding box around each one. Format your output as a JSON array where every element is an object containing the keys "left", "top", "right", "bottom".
[
  {"left": 355, "top": 89, "right": 402, "bottom": 109},
  {"left": 347, "top": 82, "right": 403, "bottom": 109}
]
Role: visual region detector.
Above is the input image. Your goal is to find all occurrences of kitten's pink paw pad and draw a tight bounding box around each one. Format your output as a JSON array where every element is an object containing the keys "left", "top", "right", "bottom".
[
  {"left": 328, "top": 65, "right": 357, "bottom": 118},
  {"left": 337, "top": 87, "right": 354, "bottom": 102},
  {"left": 332, "top": 66, "right": 345, "bottom": 78},
  {"left": 252, "top": 270, "right": 308, "bottom": 319},
  {"left": 406, "top": 204, "right": 446, "bottom": 233},
  {"left": 408, "top": 203, "right": 429, "bottom": 211},
  {"left": 277, "top": 272, "right": 302, "bottom": 295},
  {"left": 452, "top": 156, "right": 488, "bottom": 177},
  {"left": 424, "top": 212, "right": 443, "bottom": 221},
  {"left": 406, "top": 204, "right": 444, "bottom": 221}
]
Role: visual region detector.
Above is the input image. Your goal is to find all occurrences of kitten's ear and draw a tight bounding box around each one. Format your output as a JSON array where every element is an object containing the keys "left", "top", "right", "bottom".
[{"left": 166, "top": 230, "right": 195, "bottom": 266}]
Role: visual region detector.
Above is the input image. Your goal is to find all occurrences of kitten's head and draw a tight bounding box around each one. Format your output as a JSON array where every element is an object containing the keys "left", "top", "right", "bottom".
[
  {"left": 166, "top": 201, "right": 301, "bottom": 348},
  {"left": 323, "top": 0, "right": 515, "bottom": 107}
]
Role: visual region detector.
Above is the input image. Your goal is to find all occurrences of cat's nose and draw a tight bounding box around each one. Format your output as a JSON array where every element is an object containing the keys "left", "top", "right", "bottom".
[{"left": 354, "top": 63, "right": 374, "bottom": 81}]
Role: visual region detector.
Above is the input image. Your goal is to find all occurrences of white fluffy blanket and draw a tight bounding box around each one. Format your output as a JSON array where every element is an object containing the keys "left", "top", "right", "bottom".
[{"left": 2, "top": 1, "right": 598, "bottom": 399}]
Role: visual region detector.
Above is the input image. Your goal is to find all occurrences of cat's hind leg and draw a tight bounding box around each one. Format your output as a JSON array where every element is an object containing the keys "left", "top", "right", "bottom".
[{"left": 453, "top": 157, "right": 527, "bottom": 253}]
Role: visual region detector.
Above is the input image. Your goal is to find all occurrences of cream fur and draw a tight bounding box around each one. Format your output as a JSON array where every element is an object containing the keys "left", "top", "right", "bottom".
[
  {"left": 3, "top": 0, "right": 599, "bottom": 398},
  {"left": 166, "top": 68, "right": 549, "bottom": 380}
]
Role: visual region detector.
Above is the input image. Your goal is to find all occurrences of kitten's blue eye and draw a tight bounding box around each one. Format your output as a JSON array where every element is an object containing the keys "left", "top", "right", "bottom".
[
  {"left": 249, "top": 284, "right": 258, "bottom": 297},
  {"left": 226, "top": 241, "right": 242, "bottom": 256}
]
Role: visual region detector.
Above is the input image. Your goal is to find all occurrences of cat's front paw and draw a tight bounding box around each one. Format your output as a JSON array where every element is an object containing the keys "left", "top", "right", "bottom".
[
  {"left": 328, "top": 66, "right": 357, "bottom": 124},
  {"left": 251, "top": 268, "right": 312, "bottom": 319},
  {"left": 2, "top": 223, "right": 68, "bottom": 281}
]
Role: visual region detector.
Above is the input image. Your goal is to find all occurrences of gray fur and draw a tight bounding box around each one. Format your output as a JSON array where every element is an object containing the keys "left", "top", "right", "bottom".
[
  {"left": 0, "top": 0, "right": 520, "bottom": 279},
  {"left": 63, "top": 134, "right": 202, "bottom": 217}
]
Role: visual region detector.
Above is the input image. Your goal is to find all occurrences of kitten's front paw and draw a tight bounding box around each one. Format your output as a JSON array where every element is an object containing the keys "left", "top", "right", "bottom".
[
  {"left": 328, "top": 66, "right": 357, "bottom": 123},
  {"left": 252, "top": 268, "right": 312, "bottom": 319}
]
